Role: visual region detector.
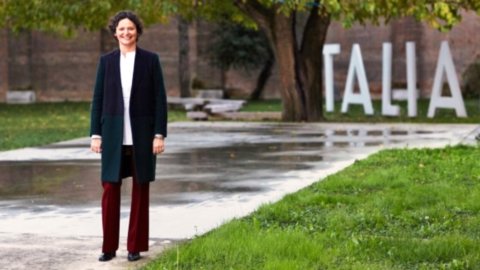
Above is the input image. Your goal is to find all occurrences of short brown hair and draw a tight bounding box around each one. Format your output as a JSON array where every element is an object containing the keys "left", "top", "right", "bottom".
[{"left": 108, "top": 10, "right": 143, "bottom": 41}]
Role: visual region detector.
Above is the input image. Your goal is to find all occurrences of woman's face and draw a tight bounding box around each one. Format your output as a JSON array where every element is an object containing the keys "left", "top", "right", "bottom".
[{"left": 115, "top": 18, "right": 137, "bottom": 48}]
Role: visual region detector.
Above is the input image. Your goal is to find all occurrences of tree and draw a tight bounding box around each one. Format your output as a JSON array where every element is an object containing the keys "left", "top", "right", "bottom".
[
  {"left": 231, "top": 0, "right": 480, "bottom": 121},
  {"left": 1, "top": 0, "right": 479, "bottom": 121},
  {"left": 0, "top": 0, "right": 175, "bottom": 34},
  {"left": 207, "top": 22, "right": 274, "bottom": 100},
  {"left": 178, "top": 15, "right": 191, "bottom": 98}
]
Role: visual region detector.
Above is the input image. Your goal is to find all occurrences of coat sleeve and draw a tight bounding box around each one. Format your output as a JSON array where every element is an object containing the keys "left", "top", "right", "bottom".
[
  {"left": 90, "top": 56, "right": 106, "bottom": 137},
  {"left": 153, "top": 54, "right": 168, "bottom": 138}
]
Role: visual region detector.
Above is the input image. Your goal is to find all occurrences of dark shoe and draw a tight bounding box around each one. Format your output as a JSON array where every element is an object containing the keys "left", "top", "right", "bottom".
[
  {"left": 99, "top": 251, "right": 116, "bottom": 262},
  {"left": 127, "top": 252, "right": 141, "bottom": 262}
]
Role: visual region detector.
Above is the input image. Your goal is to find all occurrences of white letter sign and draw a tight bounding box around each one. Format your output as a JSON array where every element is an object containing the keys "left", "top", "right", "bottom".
[
  {"left": 341, "top": 44, "right": 374, "bottom": 115},
  {"left": 406, "top": 42, "right": 418, "bottom": 117},
  {"left": 323, "top": 44, "right": 341, "bottom": 112},
  {"left": 382, "top": 43, "right": 400, "bottom": 116},
  {"left": 427, "top": 41, "right": 467, "bottom": 118},
  {"left": 323, "top": 41, "right": 466, "bottom": 119}
]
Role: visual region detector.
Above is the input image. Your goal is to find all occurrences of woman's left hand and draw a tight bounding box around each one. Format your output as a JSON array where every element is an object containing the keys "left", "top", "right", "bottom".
[{"left": 153, "top": 137, "right": 165, "bottom": 155}]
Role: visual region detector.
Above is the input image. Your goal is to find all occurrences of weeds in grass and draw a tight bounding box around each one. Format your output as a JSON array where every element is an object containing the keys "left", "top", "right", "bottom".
[
  {"left": 144, "top": 146, "right": 480, "bottom": 269},
  {"left": 0, "top": 102, "right": 186, "bottom": 150}
]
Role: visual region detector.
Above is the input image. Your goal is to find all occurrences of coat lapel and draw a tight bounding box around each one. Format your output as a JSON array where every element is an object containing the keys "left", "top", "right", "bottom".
[
  {"left": 111, "top": 50, "right": 122, "bottom": 97},
  {"left": 131, "top": 48, "right": 144, "bottom": 96}
]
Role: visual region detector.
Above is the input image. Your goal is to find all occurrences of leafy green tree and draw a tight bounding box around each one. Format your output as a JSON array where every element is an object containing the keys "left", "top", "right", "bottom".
[
  {"left": 208, "top": 22, "right": 274, "bottom": 100},
  {"left": 1, "top": 0, "right": 479, "bottom": 121},
  {"left": 231, "top": 0, "right": 480, "bottom": 121},
  {"left": 0, "top": 0, "right": 174, "bottom": 33}
]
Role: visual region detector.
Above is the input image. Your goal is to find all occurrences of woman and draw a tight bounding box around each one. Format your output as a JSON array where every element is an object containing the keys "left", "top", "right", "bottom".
[{"left": 90, "top": 10, "right": 167, "bottom": 262}]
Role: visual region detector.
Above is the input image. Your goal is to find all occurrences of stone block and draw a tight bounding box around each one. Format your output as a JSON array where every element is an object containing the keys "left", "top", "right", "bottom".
[
  {"left": 167, "top": 97, "right": 206, "bottom": 111},
  {"left": 195, "top": 89, "right": 224, "bottom": 99},
  {"left": 187, "top": 111, "right": 209, "bottom": 120},
  {"left": 204, "top": 103, "right": 243, "bottom": 113},
  {"left": 6, "top": 90, "right": 36, "bottom": 104}
]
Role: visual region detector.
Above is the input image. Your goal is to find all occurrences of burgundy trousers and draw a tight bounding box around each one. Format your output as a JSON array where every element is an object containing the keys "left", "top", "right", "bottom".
[{"left": 101, "top": 149, "right": 150, "bottom": 253}]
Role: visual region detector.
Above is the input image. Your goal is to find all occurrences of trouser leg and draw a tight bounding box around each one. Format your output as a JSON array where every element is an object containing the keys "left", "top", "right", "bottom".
[
  {"left": 101, "top": 182, "right": 121, "bottom": 252},
  {"left": 127, "top": 179, "right": 150, "bottom": 252}
]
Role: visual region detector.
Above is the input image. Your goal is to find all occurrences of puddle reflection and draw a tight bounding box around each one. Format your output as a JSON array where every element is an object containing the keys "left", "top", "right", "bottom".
[
  {"left": 0, "top": 140, "right": 325, "bottom": 206},
  {"left": 0, "top": 126, "right": 441, "bottom": 208}
]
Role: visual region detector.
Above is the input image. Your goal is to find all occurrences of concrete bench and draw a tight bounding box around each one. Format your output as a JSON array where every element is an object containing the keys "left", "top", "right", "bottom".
[
  {"left": 216, "top": 112, "right": 281, "bottom": 121},
  {"left": 168, "top": 96, "right": 247, "bottom": 121},
  {"left": 204, "top": 102, "right": 245, "bottom": 114},
  {"left": 168, "top": 97, "right": 207, "bottom": 111}
]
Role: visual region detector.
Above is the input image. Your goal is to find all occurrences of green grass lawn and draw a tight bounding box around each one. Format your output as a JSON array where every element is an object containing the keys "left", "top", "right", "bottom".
[
  {"left": 0, "top": 102, "right": 187, "bottom": 151},
  {"left": 145, "top": 145, "right": 480, "bottom": 270},
  {"left": 1, "top": 99, "right": 479, "bottom": 150},
  {"left": 242, "top": 99, "right": 480, "bottom": 123}
]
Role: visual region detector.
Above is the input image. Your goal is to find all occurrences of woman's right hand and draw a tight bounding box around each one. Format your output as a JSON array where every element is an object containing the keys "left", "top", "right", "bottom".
[{"left": 91, "top": 138, "right": 102, "bottom": 153}]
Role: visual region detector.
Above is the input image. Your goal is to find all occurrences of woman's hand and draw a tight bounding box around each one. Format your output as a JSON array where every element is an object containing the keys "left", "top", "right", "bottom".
[
  {"left": 91, "top": 138, "right": 102, "bottom": 153},
  {"left": 153, "top": 137, "right": 165, "bottom": 155}
]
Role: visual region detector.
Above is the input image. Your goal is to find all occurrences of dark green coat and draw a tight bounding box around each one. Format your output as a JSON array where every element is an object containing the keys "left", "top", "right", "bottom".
[{"left": 90, "top": 48, "right": 167, "bottom": 183}]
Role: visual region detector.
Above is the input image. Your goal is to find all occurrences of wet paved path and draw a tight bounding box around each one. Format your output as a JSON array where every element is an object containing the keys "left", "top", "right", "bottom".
[{"left": 0, "top": 122, "right": 478, "bottom": 269}]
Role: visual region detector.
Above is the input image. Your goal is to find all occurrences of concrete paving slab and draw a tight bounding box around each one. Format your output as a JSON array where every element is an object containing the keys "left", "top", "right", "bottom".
[{"left": 0, "top": 122, "right": 478, "bottom": 269}]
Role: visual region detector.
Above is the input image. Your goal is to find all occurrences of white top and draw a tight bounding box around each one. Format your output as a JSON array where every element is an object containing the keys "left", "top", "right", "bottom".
[{"left": 120, "top": 51, "right": 136, "bottom": 145}]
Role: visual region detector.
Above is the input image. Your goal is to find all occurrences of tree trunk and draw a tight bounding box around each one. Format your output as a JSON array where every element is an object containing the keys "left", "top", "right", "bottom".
[
  {"left": 178, "top": 16, "right": 191, "bottom": 97},
  {"left": 249, "top": 52, "right": 274, "bottom": 100},
  {"left": 271, "top": 14, "right": 306, "bottom": 121},
  {"left": 299, "top": 3, "right": 330, "bottom": 121},
  {"left": 0, "top": 28, "right": 9, "bottom": 102},
  {"left": 235, "top": 0, "right": 330, "bottom": 122},
  {"left": 235, "top": 1, "right": 304, "bottom": 121}
]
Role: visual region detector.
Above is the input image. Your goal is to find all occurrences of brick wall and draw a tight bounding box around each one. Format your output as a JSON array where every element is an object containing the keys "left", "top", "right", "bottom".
[
  {"left": 140, "top": 17, "right": 181, "bottom": 97},
  {"left": 3, "top": 12, "right": 480, "bottom": 102},
  {"left": 8, "top": 29, "right": 100, "bottom": 101}
]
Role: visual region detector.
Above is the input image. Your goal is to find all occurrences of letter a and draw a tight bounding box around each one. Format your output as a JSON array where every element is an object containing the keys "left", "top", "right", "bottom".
[
  {"left": 341, "top": 44, "right": 374, "bottom": 115},
  {"left": 427, "top": 41, "right": 467, "bottom": 118}
]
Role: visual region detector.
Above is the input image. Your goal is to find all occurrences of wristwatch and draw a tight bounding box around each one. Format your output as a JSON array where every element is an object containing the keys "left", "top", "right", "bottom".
[{"left": 154, "top": 134, "right": 164, "bottom": 140}]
